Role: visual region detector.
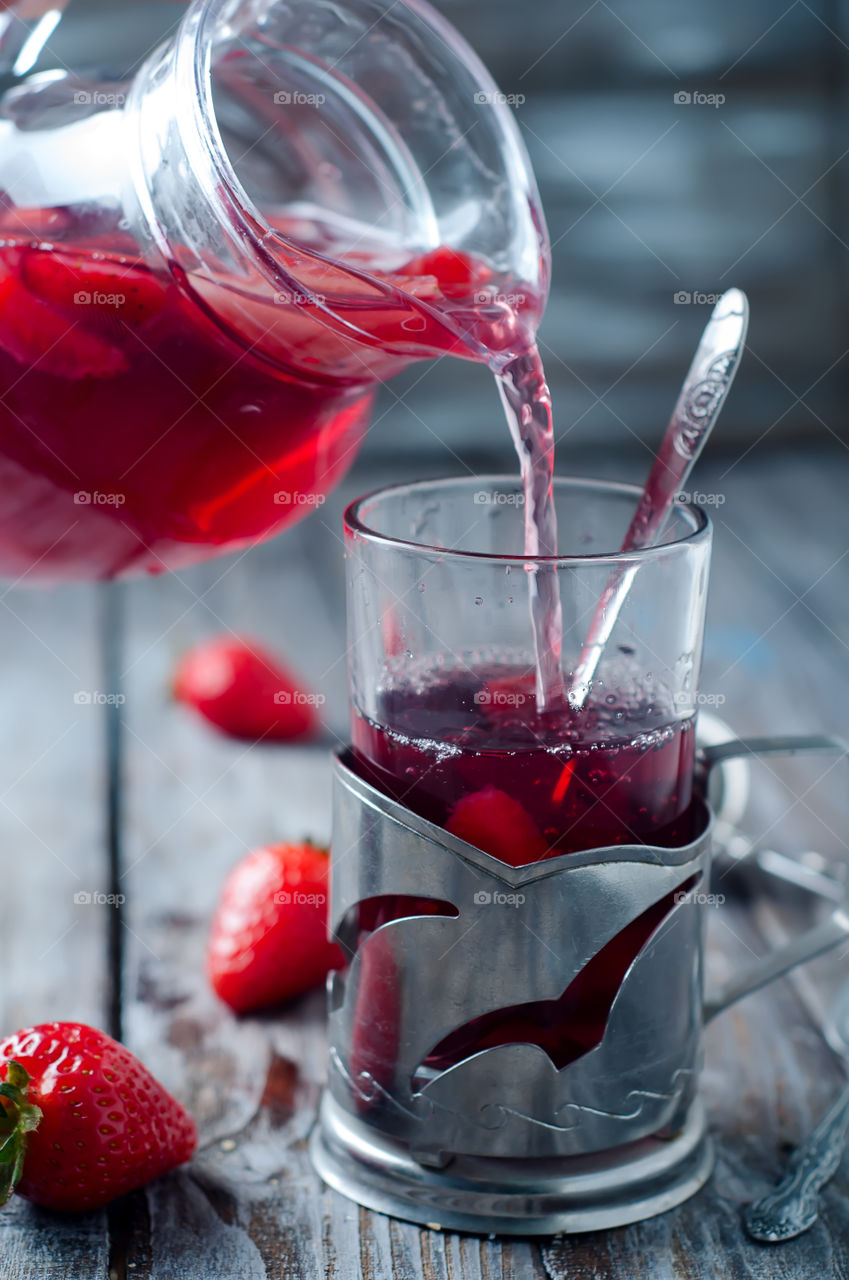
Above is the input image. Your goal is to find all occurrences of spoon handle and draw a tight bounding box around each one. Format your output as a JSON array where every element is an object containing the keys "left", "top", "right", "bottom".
[
  {"left": 568, "top": 289, "right": 748, "bottom": 710},
  {"left": 744, "top": 1080, "right": 849, "bottom": 1242},
  {"left": 621, "top": 288, "right": 749, "bottom": 550}
]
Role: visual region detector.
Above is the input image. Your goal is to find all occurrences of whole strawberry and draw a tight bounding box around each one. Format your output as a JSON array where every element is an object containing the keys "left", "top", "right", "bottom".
[
  {"left": 208, "top": 841, "right": 344, "bottom": 1014},
  {"left": 173, "top": 635, "right": 320, "bottom": 742},
  {"left": 0, "top": 1023, "right": 197, "bottom": 1212},
  {"left": 446, "top": 786, "right": 549, "bottom": 866}
]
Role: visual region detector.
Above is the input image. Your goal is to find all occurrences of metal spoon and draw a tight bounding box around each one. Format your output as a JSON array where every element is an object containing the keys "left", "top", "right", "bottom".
[
  {"left": 568, "top": 288, "right": 749, "bottom": 710},
  {"left": 744, "top": 979, "right": 849, "bottom": 1242}
]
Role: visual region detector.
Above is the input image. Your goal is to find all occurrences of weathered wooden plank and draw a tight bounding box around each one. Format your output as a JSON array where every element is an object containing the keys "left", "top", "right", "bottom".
[
  {"left": 0, "top": 1199, "right": 110, "bottom": 1280},
  {"left": 118, "top": 522, "right": 348, "bottom": 1278},
  {"left": 0, "top": 580, "right": 110, "bottom": 1275}
]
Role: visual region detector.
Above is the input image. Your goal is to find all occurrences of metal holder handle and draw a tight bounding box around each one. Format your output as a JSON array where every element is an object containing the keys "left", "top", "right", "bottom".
[{"left": 700, "top": 734, "right": 849, "bottom": 1023}]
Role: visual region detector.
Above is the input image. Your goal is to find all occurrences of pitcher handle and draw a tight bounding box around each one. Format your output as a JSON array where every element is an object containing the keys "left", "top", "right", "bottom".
[{"left": 699, "top": 734, "right": 849, "bottom": 1024}]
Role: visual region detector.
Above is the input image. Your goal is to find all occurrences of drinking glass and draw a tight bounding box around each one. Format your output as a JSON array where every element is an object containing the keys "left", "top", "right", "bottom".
[{"left": 345, "top": 475, "right": 712, "bottom": 860}]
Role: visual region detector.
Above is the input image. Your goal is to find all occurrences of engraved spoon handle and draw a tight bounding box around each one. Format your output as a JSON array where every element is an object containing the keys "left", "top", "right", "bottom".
[
  {"left": 744, "top": 1079, "right": 849, "bottom": 1242},
  {"left": 568, "top": 288, "right": 749, "bottom": 710}
]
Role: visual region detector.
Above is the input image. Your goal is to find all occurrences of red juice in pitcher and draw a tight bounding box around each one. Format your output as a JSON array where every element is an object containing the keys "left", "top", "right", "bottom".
[
  {"left": 0, "top": 224, "right": 366, "bottom": 580},
  {"left": 0, "top": 204, "right": 538, "bottom": 581}
]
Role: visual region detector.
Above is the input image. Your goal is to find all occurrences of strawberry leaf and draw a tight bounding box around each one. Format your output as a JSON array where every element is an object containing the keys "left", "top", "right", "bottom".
[
  {"left": 0, "top": 1062, "right": 41, "bottom": 1207},
  {"left": 6, "top": 1063, "right": 29, "bottom": 1091}
]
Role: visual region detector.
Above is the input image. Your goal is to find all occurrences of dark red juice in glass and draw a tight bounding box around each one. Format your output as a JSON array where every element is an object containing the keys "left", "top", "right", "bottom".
[{"left": 352, "top": 659, "right": 697, "bottom": 862}]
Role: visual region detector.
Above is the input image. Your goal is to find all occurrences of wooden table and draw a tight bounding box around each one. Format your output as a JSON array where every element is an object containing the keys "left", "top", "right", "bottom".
[{"left": 2, "top": 446, "right": 848, "bottom": 1278}]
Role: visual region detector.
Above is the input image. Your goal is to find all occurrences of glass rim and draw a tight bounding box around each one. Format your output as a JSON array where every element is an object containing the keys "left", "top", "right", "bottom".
[
  {"left": 344, "top": 474, "right": 711, "bottom": 566},
  {"left": 182, "top": 0, "right": 547, "bottom": 316}
]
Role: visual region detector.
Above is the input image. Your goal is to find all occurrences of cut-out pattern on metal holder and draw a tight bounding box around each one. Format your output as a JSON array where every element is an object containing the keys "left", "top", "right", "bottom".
[
  {"left": 412, "top": 873, "right": 700, "bottom": 1083},
  {"left": 328, "top": 753, "right": 713, "bottom": 1159}
]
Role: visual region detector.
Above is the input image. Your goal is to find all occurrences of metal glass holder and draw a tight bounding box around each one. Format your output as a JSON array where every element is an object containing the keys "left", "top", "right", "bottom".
[{"left": 310, "top": 739, "right": 849, "bottom": 1235}]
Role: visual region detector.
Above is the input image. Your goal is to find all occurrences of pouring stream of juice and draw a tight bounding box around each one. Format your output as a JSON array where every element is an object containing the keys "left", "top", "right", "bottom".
[{"left": 496, "top": 348, "right": 564, "bottom": 710}]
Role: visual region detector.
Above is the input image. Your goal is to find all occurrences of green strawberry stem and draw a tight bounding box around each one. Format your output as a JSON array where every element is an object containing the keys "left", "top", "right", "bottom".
[{"left": 0, "top": 1061, "right": 42, "bottom": 1205}]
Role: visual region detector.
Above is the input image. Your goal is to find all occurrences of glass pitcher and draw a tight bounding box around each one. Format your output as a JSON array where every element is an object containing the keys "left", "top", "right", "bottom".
[{"left": 0, "top": 0, "right": 548, "bottom": 580}]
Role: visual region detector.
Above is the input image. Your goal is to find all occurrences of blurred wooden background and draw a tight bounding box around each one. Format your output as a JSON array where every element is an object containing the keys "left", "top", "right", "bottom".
[{"left": 383, "top": 0, "right": 849, "bottom": 458}]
